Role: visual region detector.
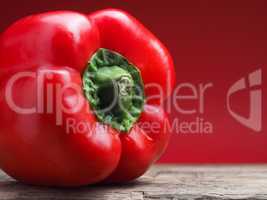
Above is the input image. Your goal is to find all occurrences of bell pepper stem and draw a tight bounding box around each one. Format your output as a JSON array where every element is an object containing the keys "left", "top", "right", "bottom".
[{"left": 83, "top": 48, "right": 145, "bottom": 132}]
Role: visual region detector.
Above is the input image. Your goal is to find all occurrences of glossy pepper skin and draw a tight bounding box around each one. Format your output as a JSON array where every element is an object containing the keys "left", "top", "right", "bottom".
[{"left": 0, "top": 9, "right": 175, "bottom": 186}]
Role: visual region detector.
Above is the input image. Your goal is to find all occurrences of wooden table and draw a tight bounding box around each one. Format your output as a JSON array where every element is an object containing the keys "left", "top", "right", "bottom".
[{"left": 0, "top": 165, "right": 267, "bottom": 200}]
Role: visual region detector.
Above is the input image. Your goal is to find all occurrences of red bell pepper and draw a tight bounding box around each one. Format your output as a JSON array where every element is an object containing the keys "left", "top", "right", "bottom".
[{"left": 0, "top": 9, "right": 175, "bottom": 186}]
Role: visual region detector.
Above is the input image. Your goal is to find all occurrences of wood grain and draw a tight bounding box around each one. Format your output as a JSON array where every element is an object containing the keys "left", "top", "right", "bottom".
[{"left": 0, "top": 165, "right": 267, "bottom": 200}]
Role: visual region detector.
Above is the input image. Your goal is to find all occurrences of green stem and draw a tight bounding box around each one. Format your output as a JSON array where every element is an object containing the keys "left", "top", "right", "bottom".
[{"left": 83, "top": 48, "right": 145, "bottom": 132}]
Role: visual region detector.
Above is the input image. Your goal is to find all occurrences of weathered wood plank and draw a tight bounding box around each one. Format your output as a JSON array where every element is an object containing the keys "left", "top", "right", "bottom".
[{"left": 0, "top": 165, "right": 267, "bottom": 200}]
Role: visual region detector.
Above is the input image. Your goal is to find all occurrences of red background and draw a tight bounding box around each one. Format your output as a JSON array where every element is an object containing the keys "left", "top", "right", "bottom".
[{"left": 0, "top": 0, "right": 266, "bottom": 163}]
